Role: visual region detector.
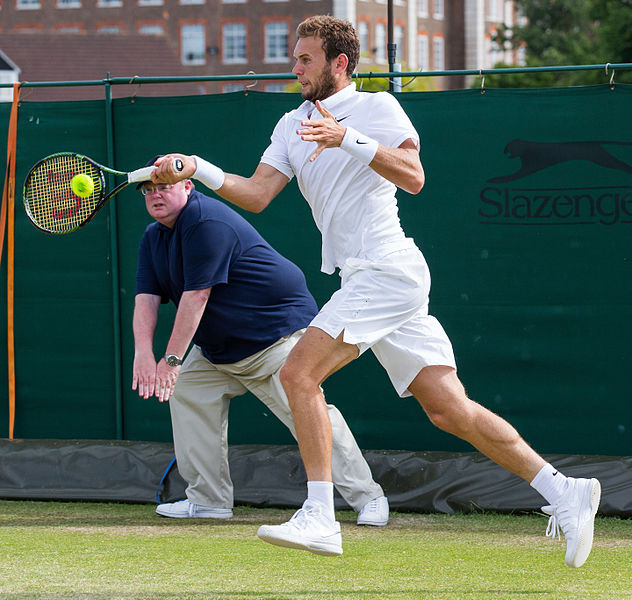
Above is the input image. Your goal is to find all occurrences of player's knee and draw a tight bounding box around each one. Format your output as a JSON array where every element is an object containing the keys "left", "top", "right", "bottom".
[
  {"left": 279, "top": 361, "right": 309, "bottom": 395},
  {"left": 422, "top": 395, "right": 477, "bottom": 437}
]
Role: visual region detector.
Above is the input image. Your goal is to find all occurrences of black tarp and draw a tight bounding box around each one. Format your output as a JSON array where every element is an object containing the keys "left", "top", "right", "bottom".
[{"left": 1, "top": 439, "right": 630, "bottom": 516}]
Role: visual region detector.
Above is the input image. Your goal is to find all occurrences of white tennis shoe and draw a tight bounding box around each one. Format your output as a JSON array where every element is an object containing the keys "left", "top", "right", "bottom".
[
  {"left": 357, "top": 496, "right": 389, "bottom": 526},
  {"left": 155, "top": 499, "right": 233, "bottom": 519},
  {"left": 257, "top": 501, "right": 343, "bottom": 556},
  {"left": 542, "top": 477, "right": 601, "bottom": 568}
]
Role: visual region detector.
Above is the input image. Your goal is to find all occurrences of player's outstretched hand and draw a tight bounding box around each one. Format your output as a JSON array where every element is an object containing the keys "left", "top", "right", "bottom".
[
  {"left": 297, "top": 101, "right": 346, "bottom": 162},
  {"left": 152, "top": 154, "right": 196, "bottom": 184}
]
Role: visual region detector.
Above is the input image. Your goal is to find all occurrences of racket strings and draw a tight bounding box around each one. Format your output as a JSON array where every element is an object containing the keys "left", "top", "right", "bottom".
[{"left": 24, "top": 154, "right": 103, "bottom": 233}]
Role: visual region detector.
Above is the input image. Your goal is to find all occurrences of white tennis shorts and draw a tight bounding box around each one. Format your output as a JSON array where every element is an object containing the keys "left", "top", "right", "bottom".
[{"left": 310, "top": 243, "right": 456, "bottom": 398}]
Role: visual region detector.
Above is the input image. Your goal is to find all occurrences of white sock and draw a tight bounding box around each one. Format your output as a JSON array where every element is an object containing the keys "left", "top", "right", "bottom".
[
  {"left": 306, "top": 481, "right": 335, "bottom": 521},
  {"left": 530, "top": 463, "right": 570, "bottom": 506}
]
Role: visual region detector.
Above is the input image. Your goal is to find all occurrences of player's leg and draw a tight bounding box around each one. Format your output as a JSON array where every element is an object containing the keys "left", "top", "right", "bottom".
[
  {"left": 409, "top": 365, "right": 545, "bottom": 480},
  {"left": 374, "top": 313, "right": 600, "bottom": 568},
  {"left": 409, "top": 365, "right": 600, "bottom": 567},
  {"left": 279, "top": 326, "right": 360, "bottom": 485},
  {"left": 238, "top": 330, "right": 386, "bottom": 520},
  {"left": 161, "top": 345, "right": 247, "bottom": 518},
  {"left": 257, "top": 326, "right": 360, "bottom": 555}
]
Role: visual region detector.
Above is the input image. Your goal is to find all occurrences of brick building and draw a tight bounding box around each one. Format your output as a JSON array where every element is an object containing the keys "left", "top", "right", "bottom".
[{"left": 0, "top": 0, "right": 520, "bottom": 97}]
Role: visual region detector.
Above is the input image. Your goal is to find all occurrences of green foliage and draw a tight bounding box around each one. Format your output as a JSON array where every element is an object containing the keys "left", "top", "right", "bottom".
[{"left": 483, "top": 0, "right": 632, "bottom": 88}]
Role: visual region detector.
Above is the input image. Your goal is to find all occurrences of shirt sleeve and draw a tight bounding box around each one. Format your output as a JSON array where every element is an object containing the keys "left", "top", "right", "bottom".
[
  {"left": 181, "top": 219, "right": 241, "bottom": 291},
  {"left": 369, "top": 92, "right": 420, "bottom": 150},
  {"left": 260, "top": 113, "right": 295, "bottom": 180},
  {"left": 136, "top": 233, "right": 168, "bottom": 302}
]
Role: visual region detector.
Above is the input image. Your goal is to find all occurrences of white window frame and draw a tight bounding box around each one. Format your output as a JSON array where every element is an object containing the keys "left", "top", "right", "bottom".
[
  {"left": 181, "top": 23, "right": 206, "bottom": 65},
  {"left": 56, "top": 0, "right": 81, "bottom": 8},
  {"left": 97, "top": 25, "right": 122, "bottom": 33},
  {"left": 433, "top": 0, "right": 444, "bottom": 19},
  {"left": 417, "top": 0, "right": 428, "bottom": 17},
  {"left": 16, "top": 0, "right": 41, "bottom": 9},
  {"left": 264, "top": 21, "right": 289, "bottom": 64},
  {"left": 138, "top": 24, "right": 165, "bottom": 35},
  {"left": 417, "top": 33, "right": 429, "bottom": 71},
  {"left": 432, "top": 35, "right": 444, "bottom": 70},
  {"left": 222, "top": 22, "right": 247, "bottom": 65},
  {"left": 374, "top": 23, "right": 386, "bottom": 64}
]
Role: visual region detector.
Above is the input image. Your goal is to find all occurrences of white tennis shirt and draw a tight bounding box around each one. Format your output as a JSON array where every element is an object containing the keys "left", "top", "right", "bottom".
[{"left": 260, "top": 82, "right": 420, "bottom": 275}]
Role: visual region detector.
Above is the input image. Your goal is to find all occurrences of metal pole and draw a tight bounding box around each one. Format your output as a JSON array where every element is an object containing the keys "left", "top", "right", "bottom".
[
  {"left": 104, "top": 72, "right": 124, "bottom": 441},
  {"left": 388, "top": 0, "right": 396, "bottom": 91}
]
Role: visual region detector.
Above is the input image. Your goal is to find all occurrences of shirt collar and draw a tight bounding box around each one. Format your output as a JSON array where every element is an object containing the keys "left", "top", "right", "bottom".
[{"left": 294, "top": 82, "right": 357, "bottom": 120}]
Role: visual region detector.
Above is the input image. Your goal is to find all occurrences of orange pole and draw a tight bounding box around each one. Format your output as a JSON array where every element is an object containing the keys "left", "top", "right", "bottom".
[{"left": 3, "top": 83, "right": 20, "bottom": 439}]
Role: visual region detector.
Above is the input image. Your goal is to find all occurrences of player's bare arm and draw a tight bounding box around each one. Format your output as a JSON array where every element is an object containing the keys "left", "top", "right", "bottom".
[
  {"left": 156, "top": 287, "right": 211, "bottom": 403},
  {"left": 153, "top": 155, "right": 289, "bottom": 214},
  {"left": 298, "top": 101, "right": 424, "bottom": 195},
  {"left": 132, "top": 293, "right": 161, "bottom": 400}
]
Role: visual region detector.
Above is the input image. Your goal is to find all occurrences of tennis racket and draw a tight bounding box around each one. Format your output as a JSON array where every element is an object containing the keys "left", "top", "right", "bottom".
[{"left": 23, "top": 152, "right": 183, "bottom": 234}]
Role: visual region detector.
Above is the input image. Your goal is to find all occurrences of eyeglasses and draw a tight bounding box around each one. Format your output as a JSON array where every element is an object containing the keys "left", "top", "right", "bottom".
[{"left": 140, "top": 183, "right": 174, "bottom": 196}]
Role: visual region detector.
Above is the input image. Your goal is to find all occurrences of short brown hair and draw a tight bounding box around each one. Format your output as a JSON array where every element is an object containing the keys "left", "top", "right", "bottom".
[{"left": 297, "top": 15, "right": 360, "bottom": 78}]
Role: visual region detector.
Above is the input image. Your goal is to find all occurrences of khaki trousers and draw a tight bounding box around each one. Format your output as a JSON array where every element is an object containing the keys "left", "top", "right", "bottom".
[{"left": 170, "top": 330, "right": 383, "bottom": 511}]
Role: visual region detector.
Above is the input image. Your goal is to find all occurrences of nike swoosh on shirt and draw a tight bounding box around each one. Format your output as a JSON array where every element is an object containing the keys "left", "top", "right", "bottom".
[{"left": 337, "top": 115, "right": 350, "bottom": 122}]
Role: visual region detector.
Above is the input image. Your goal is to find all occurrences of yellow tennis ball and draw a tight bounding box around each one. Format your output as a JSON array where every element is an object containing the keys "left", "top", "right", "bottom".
[{"left": 71, "top": 174, "right": 94, "bottom": 198}]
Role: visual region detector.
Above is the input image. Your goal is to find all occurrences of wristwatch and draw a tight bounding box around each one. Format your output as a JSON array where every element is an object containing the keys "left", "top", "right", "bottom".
[{"left": 164, "top": 354, "right": 183, "bottom": 367}]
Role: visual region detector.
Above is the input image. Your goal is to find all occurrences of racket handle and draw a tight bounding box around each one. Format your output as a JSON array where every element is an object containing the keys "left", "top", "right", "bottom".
[{"left": 128, "top": 158, "right": 184, "bottom": 183}]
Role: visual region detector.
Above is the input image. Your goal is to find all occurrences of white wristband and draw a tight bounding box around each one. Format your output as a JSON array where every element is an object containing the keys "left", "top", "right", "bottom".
[
  {"left": 192, "top": 155, "right": 225, "bottom": 190},
  {"left": 340, "top": 126, "right": 379, "bottom": 165}
]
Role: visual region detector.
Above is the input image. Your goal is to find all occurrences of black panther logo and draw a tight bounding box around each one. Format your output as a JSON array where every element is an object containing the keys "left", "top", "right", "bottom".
[{"left": 488, "top": 140, "right": 632, "bottom": 183}]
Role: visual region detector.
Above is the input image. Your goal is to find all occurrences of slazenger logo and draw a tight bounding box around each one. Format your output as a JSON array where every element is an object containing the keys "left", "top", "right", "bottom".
[{"left": 479, "top": 139, "right": 632, "bottom": 226}]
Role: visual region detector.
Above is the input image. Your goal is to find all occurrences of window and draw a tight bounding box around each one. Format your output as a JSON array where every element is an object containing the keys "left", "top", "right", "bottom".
[
  {"left": 181, "top": 24, "right": 206, "bottom": 65},
  {"left": 264, "top": 21, "right": 288, "bottom": 63},
  {"left": 97, "top": 0, "right": 122, "bottom": 6},
  {"left": 222, "top": 22, "right": 247, "bottom": 64},
  {"left": 57, "top": 0, "right": 81, "bottom": 8},
  {"left": 417, "top": 33, "right": 429, "bottom": 71},
  {"left": 56, "top": 25, "right": 82, "bottom": 32},
  {"left": 264, "top": 83, "right": 287, "bottom": 93},
  {"left": 16, "top": 0, "right": 41, "bottom": 9},
  {"left": 98, "top": 25, "right": 122, "bottom": 33},
  {"left": 374, "top": 23, "right": 386, "bottom": 64},
  {"left": 180, "top": 0, "right": 204, "bottom": 4},
  {"left": 139, "top": 24, "right": 164, "bottom": 35},
  {"left": 138, "top": 0, "right": 162, "bottom": 5},
  {"left": 433, "top": 0, "right": 444, "bottom": 19},
  {"left": 223, "top": 83, "right": 245, "bottom": 93},
  {"left": 432, "top": 35, "right": 444, "bottom": 70},
  {"left": 487, "top": 0, "right": 502, "bottom": 20},
  {"left": 417, "top": 0, "right": 428, "bottom": 17},
  {"left": 222, "top": 0, "right": 246, "bottom": 4},
  {"left": 358, "top": 21, "right": 369, "bottom": 60},
  {"left": 394, "top": 25, "right": 404, "bottom": 62}
]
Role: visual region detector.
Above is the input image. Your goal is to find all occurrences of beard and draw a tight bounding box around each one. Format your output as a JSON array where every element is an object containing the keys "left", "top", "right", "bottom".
[{"left": 301, "top": 64, "right": 338, "bottom": 103}]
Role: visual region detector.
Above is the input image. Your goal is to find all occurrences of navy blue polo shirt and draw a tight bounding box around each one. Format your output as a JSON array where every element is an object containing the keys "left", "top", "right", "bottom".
[{"left": 136, "top": 190, "right": 318, "bottom": 363}]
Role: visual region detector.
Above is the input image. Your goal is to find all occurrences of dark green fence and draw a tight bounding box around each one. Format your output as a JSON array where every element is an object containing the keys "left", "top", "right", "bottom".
[{"left": 1, "top": 81, "right": 630, "bottom": 455}]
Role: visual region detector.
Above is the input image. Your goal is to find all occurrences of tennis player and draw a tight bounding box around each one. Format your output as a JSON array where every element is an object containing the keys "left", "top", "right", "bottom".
[
  {"left": 132, "top": 162, "right": 388, "bottom": 525},
  {"left": 151, "top": 15, "right": 601, "bottom": 566}
]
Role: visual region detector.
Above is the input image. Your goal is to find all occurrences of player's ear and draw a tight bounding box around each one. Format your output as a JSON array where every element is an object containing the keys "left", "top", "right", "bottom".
[{"left": 335, "top": 53, "right": 349, "bottom": 76}]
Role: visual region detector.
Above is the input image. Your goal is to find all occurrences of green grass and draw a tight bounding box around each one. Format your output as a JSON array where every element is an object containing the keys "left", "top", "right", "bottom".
[{"left": 0, "top": 500, "right": 630, "bottom": 600}]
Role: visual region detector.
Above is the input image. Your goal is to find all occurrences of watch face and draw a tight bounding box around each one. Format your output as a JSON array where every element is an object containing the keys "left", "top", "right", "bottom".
[{"left": 166, "top": 355, "right": 182, "bottom": 367}]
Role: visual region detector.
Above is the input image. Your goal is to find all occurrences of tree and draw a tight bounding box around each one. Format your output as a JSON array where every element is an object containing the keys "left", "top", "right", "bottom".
[{"left": 483, "top": 0, "right": 632, "bottom": 88}]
